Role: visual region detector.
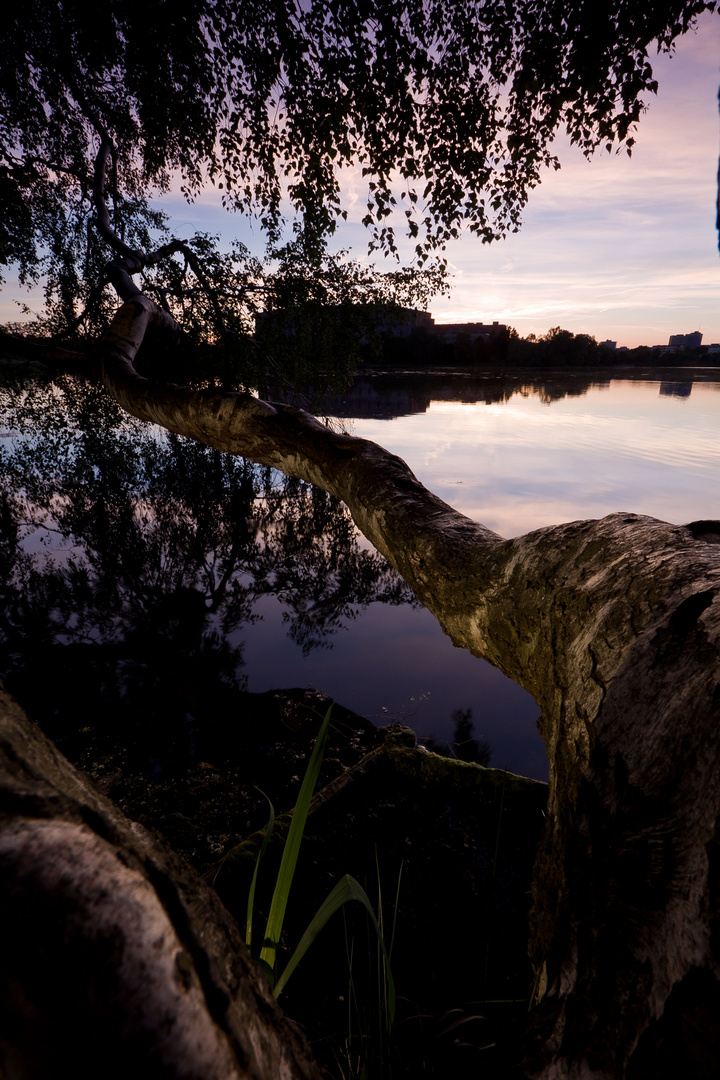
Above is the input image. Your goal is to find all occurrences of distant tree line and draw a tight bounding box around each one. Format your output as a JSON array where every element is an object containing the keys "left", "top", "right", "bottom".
[{"left": 373, "top": 324, "right": 720, "bottom": 369}]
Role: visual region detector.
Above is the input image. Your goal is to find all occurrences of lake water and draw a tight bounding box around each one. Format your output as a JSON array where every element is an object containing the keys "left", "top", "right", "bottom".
[
  {"left": 2, "top": 366, "right": 719, "bottom": 781},
  {"left": 244, "top": 367, "right": 720, "bottom": 781}
]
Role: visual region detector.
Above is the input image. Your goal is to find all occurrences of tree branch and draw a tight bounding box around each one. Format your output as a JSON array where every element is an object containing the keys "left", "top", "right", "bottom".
[
  {"left": 9, "top": 153, "right": 92, "bottom": 192},
  {"left": 89, "top": 141, "right": 239, "bottom": 342},
  {"left": 91, "top": 139, "right": 144, "bottom": 299}
]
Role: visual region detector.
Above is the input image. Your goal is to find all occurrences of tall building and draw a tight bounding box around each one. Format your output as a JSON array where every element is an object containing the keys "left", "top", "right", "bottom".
[{"left": 377, "top": 308, "right": 435, "bottom": 336}]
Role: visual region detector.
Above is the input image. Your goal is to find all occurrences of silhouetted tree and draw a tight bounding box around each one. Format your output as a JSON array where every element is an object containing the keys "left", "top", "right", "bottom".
[
  {"left": 1, "top": 4, "right": 719, "bottom": 1078},
  {"left": 451, "top": 708, "right": 492, "bottom": 767}
]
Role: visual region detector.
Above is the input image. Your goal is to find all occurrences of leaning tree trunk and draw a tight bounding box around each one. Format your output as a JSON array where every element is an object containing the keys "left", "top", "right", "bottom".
[
  {"left": 93, "top": 295, "right": 720, "bottom": 1076},
  {"left": 0, "top": 683, "right": 322, "bottom": 1080}
]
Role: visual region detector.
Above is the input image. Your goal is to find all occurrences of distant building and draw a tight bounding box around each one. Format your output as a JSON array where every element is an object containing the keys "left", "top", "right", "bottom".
[
  {"left": 432, "top": 320, "right": 507, "bottom": 342},
  {"left": 660, "top": 381, "right": 693, "bottom": 398},
  {"left": 668, "top": 331, "right": 702, "bottom": 348},
  {"left": 600, "top": 340, "right": 617, "bottom": 350},
  {"left": 254, "top": 306, "right": 509, "bottom": 343},
  {"left": 377, "top": 308, "right": 435, "bottom": 336},
  {"left": 254, "top": 305, "right": 434, "bottom": 339}
]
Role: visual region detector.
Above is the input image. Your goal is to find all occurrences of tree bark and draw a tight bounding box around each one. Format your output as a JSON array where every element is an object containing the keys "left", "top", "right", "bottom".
[
  {"left": 73, "top": 296, "right": 720, "bottom": 1075},
  {"left": 0, "top": 683, "right": 322, "bottom": 1080}
]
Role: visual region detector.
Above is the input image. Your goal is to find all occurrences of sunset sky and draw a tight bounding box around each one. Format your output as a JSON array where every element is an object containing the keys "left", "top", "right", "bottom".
[
  {"left": 157, "top": 10, "right": 720, "bottom": 350},
  {"left": 428, "top": 13, "right": 720, "bottom": 347},
  {"left": 426, "top": 12, "right": 720, "bottom": 348},
  {"left": 3, "top": 12, "right": 719, "bottom": 349}
]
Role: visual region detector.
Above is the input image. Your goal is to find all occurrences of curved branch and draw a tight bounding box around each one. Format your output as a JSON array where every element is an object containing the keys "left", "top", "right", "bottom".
[
  {"left": 91, "top": 139, "right": 144, "bottom": 300},
  {"left": 90, "top": 142, "right": 239, "bottom": 342},
  {"left": 65, "top": 69, "right": 147, "bottom": 292},
  {"left": 100, "top": 296, "right": 504, "bottom": 625}
]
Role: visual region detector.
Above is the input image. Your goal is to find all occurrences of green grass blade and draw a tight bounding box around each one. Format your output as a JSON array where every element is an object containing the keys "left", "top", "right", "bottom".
[
  {"left": 246, "top": 788, "right": 275, "bottom": 953},
  {"left": 260, "top": 704, "right": 333, "bottom": 973},
  {"left": 275, "top": 873, "right": 396, "bottom": 1032}
]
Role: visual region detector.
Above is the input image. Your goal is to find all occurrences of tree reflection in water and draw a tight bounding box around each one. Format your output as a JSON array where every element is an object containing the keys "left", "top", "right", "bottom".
[{"left": 0, "top": 370, "right": 414, "bottom": 772}]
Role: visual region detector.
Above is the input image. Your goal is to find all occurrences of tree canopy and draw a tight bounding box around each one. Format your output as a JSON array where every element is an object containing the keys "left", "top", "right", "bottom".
[{"left": 2, "top": 0, "right": 717, "bottom": 329}]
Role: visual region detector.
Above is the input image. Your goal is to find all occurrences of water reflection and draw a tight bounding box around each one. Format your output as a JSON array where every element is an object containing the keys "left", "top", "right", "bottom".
[
  {"left": 0, "top": 372, "right": 412, "bottom": 770},
  {"left": 659, "top": 380, "right": 693, "bottom": 398},
  {"left": 309, "top": 369, "right": 614, "bottom": 419},
  {"left": 316, "top": 367, "right": 720, "bottom": 420},
  {"left": 4, "top": 365, "right": 719, "bottom": 782},
  {"left": 344, "top": 368, "right": 720, "bottom": 540}
]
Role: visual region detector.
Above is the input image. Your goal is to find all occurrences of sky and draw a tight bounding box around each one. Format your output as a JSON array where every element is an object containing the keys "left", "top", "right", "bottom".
[
  {"left": 429, "top": 14, "right": 720, "bottom": 347},
  {"left": 3, "top": 12, "right": 719, "bottom": 349},
  {"left": 162, "top": 11, "right": 720, "bottom": 349}
]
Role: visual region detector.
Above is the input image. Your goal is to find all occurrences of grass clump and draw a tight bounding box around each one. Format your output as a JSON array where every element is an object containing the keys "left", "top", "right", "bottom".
[{"left": 245, "top": 705, "right": 395, "bottom": 1038}]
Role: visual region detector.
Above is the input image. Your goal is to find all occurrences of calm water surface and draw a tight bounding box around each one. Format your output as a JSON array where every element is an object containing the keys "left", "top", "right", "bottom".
[
  {"left": 245, "top": 369, "right": 720, "bottom": 780},
  {"left": 347, "top": 372, "right": 720, "bottom": 536}
]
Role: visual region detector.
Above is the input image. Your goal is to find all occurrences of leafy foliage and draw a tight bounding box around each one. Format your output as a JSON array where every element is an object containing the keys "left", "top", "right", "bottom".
[
  {"left": 505, "top": 325, "right": 614, "bottom": 366},
  {"left": 2, "top": 0, "right": 715, "bottom": 293}
]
